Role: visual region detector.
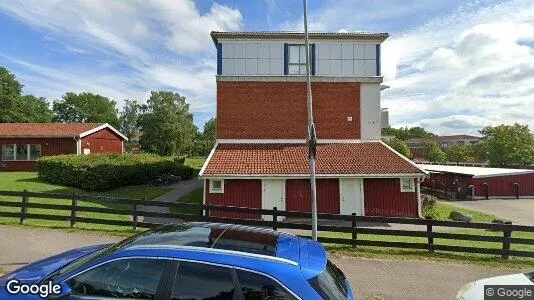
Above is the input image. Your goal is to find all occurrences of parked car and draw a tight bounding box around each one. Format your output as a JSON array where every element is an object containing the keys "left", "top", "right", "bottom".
[
  {"left": 0, "top": 222, "right": 353, "bottom": 299},
  {"left": 457, "top": 271, "right": 534, "bottom": 300}
]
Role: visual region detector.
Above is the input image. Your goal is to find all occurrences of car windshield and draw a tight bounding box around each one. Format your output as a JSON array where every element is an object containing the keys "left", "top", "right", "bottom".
[{"left": 307, "top": 260, "right": 348, "bottom": 300}]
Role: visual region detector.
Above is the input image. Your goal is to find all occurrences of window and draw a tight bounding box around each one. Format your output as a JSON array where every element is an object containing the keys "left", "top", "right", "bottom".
[
  {"left": 2, "top": 144, "right": 14, "bottom": 161},
  {"left": 400, "top": 178, "right": 415, "bottom": 192},
  {"left": 235, "top": 269, "right": 297, "bottom": 300},
  {"left": 1, "top": 144, "right": 41, "bottom": 161},
  {"left": 172, "top": 261, "right": 235, "bottom": 300},
  {"left": 288, "top": 44, "right": 308, "bottom": 75},
  {"left": 307, "top": 260, "right": 348, "bottom": 300},
  {"left": 67, "top": 258, "right": 168, "bottom": 299},
  {"left": 210, "top": 179, "right": 224, "bottom": 193}
]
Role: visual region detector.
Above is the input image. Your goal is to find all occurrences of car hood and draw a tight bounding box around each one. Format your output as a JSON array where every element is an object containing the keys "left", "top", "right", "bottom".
[
  {"left": 459, "top": 273, "right": 534, "bottom": 299},
  {"left": 0, "top": 243, "right": 110, "bottom": 285}
]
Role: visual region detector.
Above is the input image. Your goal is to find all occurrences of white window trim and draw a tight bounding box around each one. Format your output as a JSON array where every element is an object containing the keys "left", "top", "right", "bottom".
[
  {"left": 400, "top": 178, "right": 415, "bottom": 192},
  {"left": 209, "top": 179, "right": 225, "bottom": 194},
  {"left": 1, "top": 144, "right": 41, "bottom": 161},
  {"left": 288, "top": 44, "right": 307, "bottom": 75}
]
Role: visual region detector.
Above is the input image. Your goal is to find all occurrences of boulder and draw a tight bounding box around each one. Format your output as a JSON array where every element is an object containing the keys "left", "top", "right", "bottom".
[
  {"left": 492, "top": 218, "right": 512, "bottom": 225},
  {"left": 449, "top": 211, "right": 472, "bottom": 222}
]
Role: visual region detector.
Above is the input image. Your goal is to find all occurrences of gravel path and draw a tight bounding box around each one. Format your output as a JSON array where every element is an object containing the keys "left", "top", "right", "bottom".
[{"left": 1, "top": 225, "right": 528, "bottom": 299}]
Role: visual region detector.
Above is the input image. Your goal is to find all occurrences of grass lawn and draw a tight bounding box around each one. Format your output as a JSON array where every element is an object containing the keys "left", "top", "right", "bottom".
[
  {"left": 170, "top": 188, "right": 204, "bottom": 215},
  {"left": 0, "top": 267, "right": 5, "bottom": 276},
  {"left": 0, "top": 172, "right": 172, "bottom": 234},
  {"left": 184, "top": 157, "right": 206, "bottom": 175},
  {"left": 432, "top": 202, "right": 496, "bottom": 222}
]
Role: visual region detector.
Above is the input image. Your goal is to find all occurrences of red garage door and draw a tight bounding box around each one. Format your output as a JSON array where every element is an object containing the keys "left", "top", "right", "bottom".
[
  {"left": 205, "top": 179, "right": 262, "bottom": 219},
  {"left": 286, "top": 179, "right": 340, "bottom": 214}
]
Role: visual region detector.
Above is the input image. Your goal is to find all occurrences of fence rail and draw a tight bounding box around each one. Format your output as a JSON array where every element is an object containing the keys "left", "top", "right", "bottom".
[{"left": 0, "top": 190, "right": 533, "bottom": 259}]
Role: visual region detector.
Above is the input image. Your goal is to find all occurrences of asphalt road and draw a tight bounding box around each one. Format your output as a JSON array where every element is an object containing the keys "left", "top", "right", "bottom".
[
  {"left": 445, "top": 199, "right": 534, "bottom": 226},
  {"left": 0, "top": 225, "right": 528, "bottom": 299}
]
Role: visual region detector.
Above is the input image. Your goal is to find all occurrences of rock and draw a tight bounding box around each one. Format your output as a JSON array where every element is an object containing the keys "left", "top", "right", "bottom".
[
  {"left": 492, "top": 218, "right": 512, "bottom": 225},
  {"left": 449, "top": 211, "right": 472, "bottom": 222}
]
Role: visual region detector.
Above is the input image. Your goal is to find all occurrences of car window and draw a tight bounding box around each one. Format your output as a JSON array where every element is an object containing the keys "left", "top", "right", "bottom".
[
  {"left": 307, "top": 260, "right": 347, "bottom": 300},
  {"left": 235, "top": 269, "right": 297, "bottom": 300},
  {"left": 172, "top": 261, "right": 236, "bottom": 300},
  {"left": 67, "top": 258, "right": 167, "bottom": 299}
]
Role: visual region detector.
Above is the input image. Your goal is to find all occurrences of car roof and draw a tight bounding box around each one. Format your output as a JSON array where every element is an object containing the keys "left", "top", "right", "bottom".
[{"left": 113, "top": 222, "right": 326, "bottom": 279}]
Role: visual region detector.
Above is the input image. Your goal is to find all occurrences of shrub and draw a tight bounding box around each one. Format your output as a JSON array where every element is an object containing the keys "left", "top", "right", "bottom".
[
  {"left": 421, "top": 194, "right": 439, "bottom": 219},
  {"left": 37, "top": 153, "right": 195, "bottom": 191}
]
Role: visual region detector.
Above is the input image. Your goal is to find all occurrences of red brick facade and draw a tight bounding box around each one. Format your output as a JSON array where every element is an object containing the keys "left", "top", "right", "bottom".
[{"left": 217, "top": 82, "right": 361, "bottom": 139}]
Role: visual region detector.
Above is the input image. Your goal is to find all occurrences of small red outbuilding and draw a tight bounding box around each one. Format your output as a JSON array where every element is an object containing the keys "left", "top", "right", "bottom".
[{"left": 0, "top": 123, "right": 127, "bottom": 171}]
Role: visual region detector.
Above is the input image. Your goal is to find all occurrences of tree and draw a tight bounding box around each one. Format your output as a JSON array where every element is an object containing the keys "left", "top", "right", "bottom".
[
  {"left": 386, "top": 138, "right": 412, "bottom": 158},
  {"left": 53, "top": 92, "right": 119, "bottom": 127},
  {"left": 192, "top": 118, "right": 216, "bottom": 157},
  {"left": 478, "top": 123, "right": 534, "bottom": 167},
  {"left": 15, "top": 95, "right": 54, "bottom": 123},
  {"left": 445, "top": 144, "right": 474, "bottom": 163},
  {"left": 382, "top": 126, "right": 435, "bottom": 140},
  {"left": 138, "top": 91, "right": 197, "bottom": 156},
  {"left": 119, "top": 100, "right": 141, "bottom": 150},
  {"left": 426, "top": 141, "right": 446, "bottom": 163},
  {"left": 0, "top": 66, "right": 23, "bottom": 122}
]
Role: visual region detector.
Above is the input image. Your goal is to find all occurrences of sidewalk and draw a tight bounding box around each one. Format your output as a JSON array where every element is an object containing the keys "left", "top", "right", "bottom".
[{"left": 138, "top": 178, "right": 203, "bottom": 224}]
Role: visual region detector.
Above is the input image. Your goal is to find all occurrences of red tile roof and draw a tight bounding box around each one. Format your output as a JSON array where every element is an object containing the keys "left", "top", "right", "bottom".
[
  {"left": 202, "top": 142, "right": 425, "bottom": 176},
  {"left": 0, "top": 123, "right": 105, "bottom": 138}
]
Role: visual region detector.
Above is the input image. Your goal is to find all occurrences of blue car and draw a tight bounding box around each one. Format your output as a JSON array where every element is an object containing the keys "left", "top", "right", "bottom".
[{"left": 0, "top": 222, "right": 353, "bottom": 299}]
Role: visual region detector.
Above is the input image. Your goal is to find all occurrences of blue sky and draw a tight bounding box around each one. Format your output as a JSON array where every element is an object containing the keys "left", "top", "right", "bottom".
[{"left": 1, "top": 0, "right": 533, "bottom": 134}]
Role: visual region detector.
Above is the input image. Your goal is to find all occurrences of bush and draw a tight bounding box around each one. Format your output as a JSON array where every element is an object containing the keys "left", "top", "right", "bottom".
[
  {"left": 421, "top": 194, "right": 439, "bottom": 219},
  {"left": 37, "top": 153, "right": 195, "bottom": 191}
]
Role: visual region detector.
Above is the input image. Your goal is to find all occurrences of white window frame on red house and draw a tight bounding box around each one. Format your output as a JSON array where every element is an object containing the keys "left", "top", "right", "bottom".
[
  {"left": 209, "top": 179, "right": 224, "bottom": 193},
  {"left": 1, "top": 144, "right": 41, "bottom": 161},
  {"left": 400, "top": 178, "right": 415, "bottom": 192}
]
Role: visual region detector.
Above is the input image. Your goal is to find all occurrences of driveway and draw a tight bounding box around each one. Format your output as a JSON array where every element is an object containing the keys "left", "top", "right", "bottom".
[
  {"left": 0, "top": 225, "right": 528, "bottom": 299},
  {"left": 445, "top": 199, "right": 534, "bottom": 226}
]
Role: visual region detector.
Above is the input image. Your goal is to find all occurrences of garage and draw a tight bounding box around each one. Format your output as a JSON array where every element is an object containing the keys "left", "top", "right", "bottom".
[
  {"left": 205, "top": 179, "right": 262, "bottom": 219},
  {"left": 285, "top": 179, "right": 340, "bottom": 214}
]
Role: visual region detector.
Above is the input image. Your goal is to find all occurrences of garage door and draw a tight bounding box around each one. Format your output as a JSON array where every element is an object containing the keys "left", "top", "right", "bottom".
[
  {"left": 286, "top": 179, "right": 340, "bottom": 214},
  {"left": 205, "top": 179, "right": 262, "bottom": 219}
]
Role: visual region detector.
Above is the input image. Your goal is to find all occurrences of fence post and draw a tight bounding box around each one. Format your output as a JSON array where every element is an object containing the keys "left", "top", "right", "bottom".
[
  {"left": 468, "top": 185, "right": 475, "bottom": 200},
  {"left": 19, "top": 189, "right": 29, "bottom": 225},
  {"left": 502, "top": 228, "right": 511, "bottom": 259},
  {"left": 272, "top": 207, "right": 278, "bottom": 231},
  {"left": 205, "top": 202, "right": 210, "bottom": 218},
  {"left": 70, "top": 193, "right": 78, "bottom": 228},
  {"left": 426, "top": 223, "right": 434, "bottom": 253},
  {"left": 483, "top": 183, "right": 489, "bottom": 199},
  {"left": 514, "top": 183, "right": 520, "bottom": 199},
  {"left": 351, "top": 213, "right": 358, "bottom": 247},
  {"left": 132, "top": 201, "right": 140, "bottom": 231}
]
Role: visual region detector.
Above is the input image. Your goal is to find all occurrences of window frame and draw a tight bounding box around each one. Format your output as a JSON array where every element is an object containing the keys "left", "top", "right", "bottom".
[
  {"left": 1, "top": 144, "right": 41, "bottom": 161},
  {"left": 287, "top": 44, "right": 308, "bottom": 75},
  {"left": 400, "top": 178, "right": 416, "bottom": 192},
  {"left": 209, "top": 179, "right": 225, "bottom": 193}
]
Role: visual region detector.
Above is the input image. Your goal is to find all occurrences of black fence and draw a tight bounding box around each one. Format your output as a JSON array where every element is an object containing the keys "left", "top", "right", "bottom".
[{"left": 0, "top": 190, "right": 533, "bottom": 259}]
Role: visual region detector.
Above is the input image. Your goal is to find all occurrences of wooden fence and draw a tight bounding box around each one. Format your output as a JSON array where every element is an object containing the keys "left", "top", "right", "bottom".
[{"left": 0, "top": 190, "right": 533, "bottom": 259}]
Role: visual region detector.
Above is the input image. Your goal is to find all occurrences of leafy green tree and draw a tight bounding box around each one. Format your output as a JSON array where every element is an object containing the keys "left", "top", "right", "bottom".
[
  {"left": 386, "top": 138, "right": 412, "bottom": 158},
  {"left": 426, "top": 141, "right": 447, "bottom": 163},
  {"left": 119, "top": 100, "right": 141, "bottom": 150},
  {"left": 16, "top": 95, "right": 54, "bottom": 123},
  {"left": 478, "top": 123, "right": 534, "bottom": 167},
  {"left": 53, "top": 92, "right": 119, "bottom": 127},
  {"left": 0, "top": 66, "right": 23, "bottom": 122},
  {"left": 382, "top": 126, "right": 435, "bottom": 140},
  {"left": 192, "top": 118, "right": 216, "bottom": 157},
  {"left": 138, "top": 91, "right": 197, "bottom": 156},
  {"left": 445, "top": 144, "right": 475, "bottom": 163}
]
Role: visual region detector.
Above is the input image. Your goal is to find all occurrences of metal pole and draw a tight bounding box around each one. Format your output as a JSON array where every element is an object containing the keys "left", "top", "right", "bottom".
[{"left": 303, "top": 0, "right": 318, "bottom": 241}]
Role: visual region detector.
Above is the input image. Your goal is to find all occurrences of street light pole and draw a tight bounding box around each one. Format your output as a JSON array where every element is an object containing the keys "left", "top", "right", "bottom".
[{"left": 302, "top": 0, "right": 318, "bottom": 241}]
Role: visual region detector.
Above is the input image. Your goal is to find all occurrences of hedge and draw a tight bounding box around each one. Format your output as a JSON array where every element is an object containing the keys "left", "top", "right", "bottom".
[{"left": 37, "top": 153, "right": 195, "bottom": 191}]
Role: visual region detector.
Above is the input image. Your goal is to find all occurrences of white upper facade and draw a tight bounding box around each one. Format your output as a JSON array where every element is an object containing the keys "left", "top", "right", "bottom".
[{"left": 212, "top": 32, "right": 389, "bottom": 77}]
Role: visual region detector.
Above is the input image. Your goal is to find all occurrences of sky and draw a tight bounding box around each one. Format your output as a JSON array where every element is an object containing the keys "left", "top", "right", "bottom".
[{"left": 0, "top": 0, "right": 533, "bottom": 135}]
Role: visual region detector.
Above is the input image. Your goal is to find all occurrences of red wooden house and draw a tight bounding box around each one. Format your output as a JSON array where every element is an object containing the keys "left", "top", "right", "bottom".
[
  {"left": 0, "top": 123, "right": 127, "bottom": 171},
  {"left": 199, "top": 31, "right": 428, "bottom": 219}
]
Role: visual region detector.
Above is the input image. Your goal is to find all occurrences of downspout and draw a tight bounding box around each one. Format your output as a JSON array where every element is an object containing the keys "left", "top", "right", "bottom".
[{"left": 73, "top": 137, "right": 81, "bottom": 155}]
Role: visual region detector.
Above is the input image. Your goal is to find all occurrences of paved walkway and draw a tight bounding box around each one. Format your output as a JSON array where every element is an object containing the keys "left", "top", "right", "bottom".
[
  {"left": 444, "top": 199, "right": 534, "bottom": 226},
  {"left": 138, "top": 179, "right": 203, "bottom": 224},
  {"left": 0, "top": 225, "right": 527, "bottom": 299}
]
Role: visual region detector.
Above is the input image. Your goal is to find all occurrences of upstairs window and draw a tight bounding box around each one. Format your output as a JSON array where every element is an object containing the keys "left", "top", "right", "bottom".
[{"left": 288, "top": 44, "right": 308, "bottom": 75}]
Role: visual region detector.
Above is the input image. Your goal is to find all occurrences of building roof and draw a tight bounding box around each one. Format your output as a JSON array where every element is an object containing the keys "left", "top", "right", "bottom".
[
  {"left": 200, "top": 141, "right": 426, "bottom": 177},
  {"left": 0, "top": 123, "right": 127, "bottom": 140},
  {"left": 419, "top": 164, "right": 534, "bottom": 178},
  {"left": 210, "top": 31, "right": 389, "bottom": 45}
]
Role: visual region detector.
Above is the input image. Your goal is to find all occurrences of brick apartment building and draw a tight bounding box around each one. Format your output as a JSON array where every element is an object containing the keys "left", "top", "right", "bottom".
[{"left": 199, "top": 31, "right": 427, "bottom": 218}]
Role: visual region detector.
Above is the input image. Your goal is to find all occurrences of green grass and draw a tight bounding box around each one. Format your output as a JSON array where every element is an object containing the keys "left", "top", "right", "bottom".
[
  {"left": 170, "top": 188, "right": 204, "bottom": 215},
  {"left": 433, "top": 202, "right": 497, "bottom": 222},
  {"left": 0, "top": 267, "right": 5, "bottom": 276},
  {"left": 184, "top": 157, "right": 206, "bottom": 172},
  {"left": 0, "top": 172, "right": 172, "bottom": 234}
]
